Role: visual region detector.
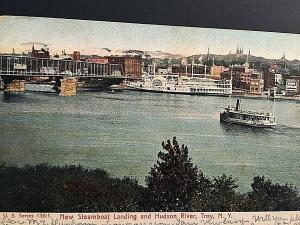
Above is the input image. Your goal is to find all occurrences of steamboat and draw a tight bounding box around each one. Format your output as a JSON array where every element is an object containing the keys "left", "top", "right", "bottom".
[
  {"left": 126, "top": 74, "right": 232, "bottom": 96},
  {"left": 220, "top": 99, "right": 276, "bottom": 128}
]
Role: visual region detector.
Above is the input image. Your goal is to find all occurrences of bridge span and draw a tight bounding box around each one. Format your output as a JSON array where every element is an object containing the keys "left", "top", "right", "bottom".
[{"left": 0, "top": 55, "right": 126, "bottom": 96}]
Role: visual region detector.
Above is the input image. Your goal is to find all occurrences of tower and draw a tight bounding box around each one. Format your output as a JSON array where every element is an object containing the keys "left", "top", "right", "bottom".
[
  {"left": 281, "top": 52, "right": 286, "bottom": 60},
  {"left": 207, "top": 47, "right": 210, "bottom": 60},
  {"left": 246, "top": 50, "right": 250, "bottom": 64},
  {"left": 191, "top": 55, "right": 194, "bottom": 77},
  {"left": 199, "top": 55, "right": 203, "bottom": 64}
]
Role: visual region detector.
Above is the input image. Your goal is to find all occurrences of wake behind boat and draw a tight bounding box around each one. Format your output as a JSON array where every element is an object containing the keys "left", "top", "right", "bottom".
[
  {"left": 126, "top": 74, "right": 232, "bottom": 96},
  {"left": 220, "top": 99, "right": 276, "bottom": 128}
]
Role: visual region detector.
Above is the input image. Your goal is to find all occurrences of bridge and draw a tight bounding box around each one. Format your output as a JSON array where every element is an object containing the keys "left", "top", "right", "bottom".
[
  {"left": 0, "top": 55, "right": 126, "bottom": 96},
  {"left": 0, "top": 55, "right": 124, "bottom": 77}
]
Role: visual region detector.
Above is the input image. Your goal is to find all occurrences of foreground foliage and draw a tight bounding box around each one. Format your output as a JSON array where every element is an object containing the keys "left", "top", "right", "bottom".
[
  {"left": 0, "top": 137, "right": 299, "bottom": 212},
  {"left": 0, "top": 164, "right": 147, "bottom": 212}
]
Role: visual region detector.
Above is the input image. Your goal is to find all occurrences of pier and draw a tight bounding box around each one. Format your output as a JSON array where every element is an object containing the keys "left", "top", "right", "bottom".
[{"left": 0, "top": 55, "right": 125, "bottom": 96}]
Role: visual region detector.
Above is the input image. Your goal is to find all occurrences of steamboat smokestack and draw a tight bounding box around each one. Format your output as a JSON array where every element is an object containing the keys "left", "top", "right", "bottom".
[{"left": 235, "top": 99, "right": 240, "bottom": 111}]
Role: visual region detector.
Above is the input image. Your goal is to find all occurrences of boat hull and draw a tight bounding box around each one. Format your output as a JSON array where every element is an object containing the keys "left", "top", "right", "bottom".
[
  {"left": 126, "top": 86, "right": 231, "bottom": 97},
  {"left": 220, "top": 116, "right": 276, "bottom": 128}
]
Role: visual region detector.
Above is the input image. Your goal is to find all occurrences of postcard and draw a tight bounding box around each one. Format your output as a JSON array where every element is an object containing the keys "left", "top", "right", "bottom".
[{"left": 0, "top": 15, "right": 299, "bottom": 225}]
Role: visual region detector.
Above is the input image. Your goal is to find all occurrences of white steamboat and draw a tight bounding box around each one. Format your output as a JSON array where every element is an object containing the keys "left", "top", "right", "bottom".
[{"left": 127, "top": 74, "right": 232, "bottom": 96}]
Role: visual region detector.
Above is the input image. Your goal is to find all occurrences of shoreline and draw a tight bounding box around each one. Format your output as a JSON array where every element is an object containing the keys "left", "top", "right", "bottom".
[
  {"left": 1, "top": 87, "right": 300, "bottom": 102},
  {"left": 232, "top": 93, "right": 300, "bottom": 102}
]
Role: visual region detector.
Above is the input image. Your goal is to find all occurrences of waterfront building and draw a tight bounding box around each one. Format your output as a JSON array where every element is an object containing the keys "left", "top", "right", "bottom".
[
  {"left": 263, "top": 71, "right": 275, "bottom": 90},
  {"left": 221, "top": 71, "right": 241, "bottom": 89},
  {"left": 221, "top": 68, "right": 263, "bottom": 94},
  {"left": 290, "top": 63, "right": 300, "bottom": 72},
  {"left": 275, "top": 73, "right": 283, "bottom": 85},
  {"left": 210, "top": 66, "right": 227, "bottom": 79},
  {"left": 250, "top": 78, "right": 264, "bottom": 95},
  {"left": 157, "top": 66, "right": 172, "bottom": 75},
  {"left": 241, "top": 71, "right": 262, "bottom": 93},
  {"left": 108, "top": 56, "right": 142, "bottom": 79},
  {"left": 86, "top": 57, "right": 109, "bottom": 64},
  {"left": 286, "top": 77, "right": 300, "bottom": 95},
  {"left": 72, "top": 51, "right": 81, "bottom": 61},
  {"left": 240, "top": 73, "right": 252, "bottom": 86},
  {"left": 146, "top": 64, "right": 155, "bottom": 75},
  {"left": 231, "top": 62, "right": 250, "bottom": 73},
  {"left": 31, "top": 45, "right": 50, "bottom": 58}
]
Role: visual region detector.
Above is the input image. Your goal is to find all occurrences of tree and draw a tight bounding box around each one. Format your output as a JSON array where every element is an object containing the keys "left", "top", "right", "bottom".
[
  {"left": 145, "top": 137, "right": 211, "bottom": 211},
  {"left": 210, "top": 174, "right": 241, "bottom": 211},
  {"left": 245, "top": 176, "right": 300, "bottom": 211},
  {"left": 0, "top": 164, "right": 148, "bottom": 212}
]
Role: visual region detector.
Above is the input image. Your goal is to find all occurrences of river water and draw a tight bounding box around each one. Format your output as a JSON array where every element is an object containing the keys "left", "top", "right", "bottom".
[{"left": 0, "top": 90, "right": 299, "bottom": 192}]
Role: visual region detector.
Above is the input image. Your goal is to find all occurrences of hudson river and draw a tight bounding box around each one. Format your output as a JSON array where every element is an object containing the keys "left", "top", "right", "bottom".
[{"left": 0, "top": 90, "right": 299, "bottom": 191}]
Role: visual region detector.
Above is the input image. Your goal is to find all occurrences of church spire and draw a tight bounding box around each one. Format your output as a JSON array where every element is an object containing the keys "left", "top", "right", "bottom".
[{"left": 246, "top": 50, "right": 250, "bottom": 64}]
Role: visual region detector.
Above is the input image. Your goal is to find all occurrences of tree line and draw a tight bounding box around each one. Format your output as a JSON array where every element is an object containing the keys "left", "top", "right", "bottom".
[{"left": 0, "top": 137, "right": 299, "bottom": 212}]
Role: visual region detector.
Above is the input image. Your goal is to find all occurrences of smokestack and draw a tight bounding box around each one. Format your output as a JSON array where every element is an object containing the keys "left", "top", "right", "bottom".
[{"left": 235, "top": 99, "right": 240, "bottom": 111}]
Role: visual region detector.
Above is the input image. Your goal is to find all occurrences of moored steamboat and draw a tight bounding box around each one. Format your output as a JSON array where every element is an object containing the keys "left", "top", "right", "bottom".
[{"left": 126, "top": 74, "right": 232, "bottom": 96}]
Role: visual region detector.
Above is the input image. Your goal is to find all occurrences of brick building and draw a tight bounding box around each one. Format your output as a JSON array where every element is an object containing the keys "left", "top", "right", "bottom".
[
  {"left": 221, "top": 69, "right": 263, "bottom": 94},
  {"left": 108, "top": 56, "right": 142, "bottom": 79},
  {"left": 72, "top": 51, "right": 81, "bottom": 61},
  {"left": 86, "top": 57, "right": 109, "bottom": 64},
  {"left": 221, "top": 71, "right": 241, "bottom": 89},
  {"left": 231, "top": 64, "right": 250, "bottom": 73}
]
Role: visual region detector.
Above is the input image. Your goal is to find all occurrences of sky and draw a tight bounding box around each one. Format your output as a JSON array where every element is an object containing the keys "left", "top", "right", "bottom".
[{"left": 1, "top": 15, "right": 300, "bottom": 60}]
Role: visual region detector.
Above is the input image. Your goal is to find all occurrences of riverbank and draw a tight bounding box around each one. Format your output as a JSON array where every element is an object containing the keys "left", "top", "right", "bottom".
[{"left": 232, "top": 93, "right": 300, "bottom": 102}]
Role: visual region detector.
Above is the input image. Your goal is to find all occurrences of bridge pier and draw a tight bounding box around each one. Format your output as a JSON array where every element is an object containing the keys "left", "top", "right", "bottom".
[
  {"left": 59, "top": 77, "right": 77, "bottom": 96},
  {"left": 0, "top": 78, "right": 4, "bottom": 90},
  {"left": 53, "top": 76, "right": 62, "bottom": 92},
  {"left": 2, "top": 76, "right": 25, "bottom": 93},
  {"left": 0, "top": 55, "right": 125, "bottom": 95},
  {"left": 5, "top": 80, "right": 25, "bottom": 92}
]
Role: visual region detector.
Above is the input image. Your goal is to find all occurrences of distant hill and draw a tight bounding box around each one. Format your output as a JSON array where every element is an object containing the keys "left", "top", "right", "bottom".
[
  {"left": 121, "top": 49, "right": 300, "bottom": 66},
  {"left": 75, "top": 48, "right": 300, "bottom": 68}
]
